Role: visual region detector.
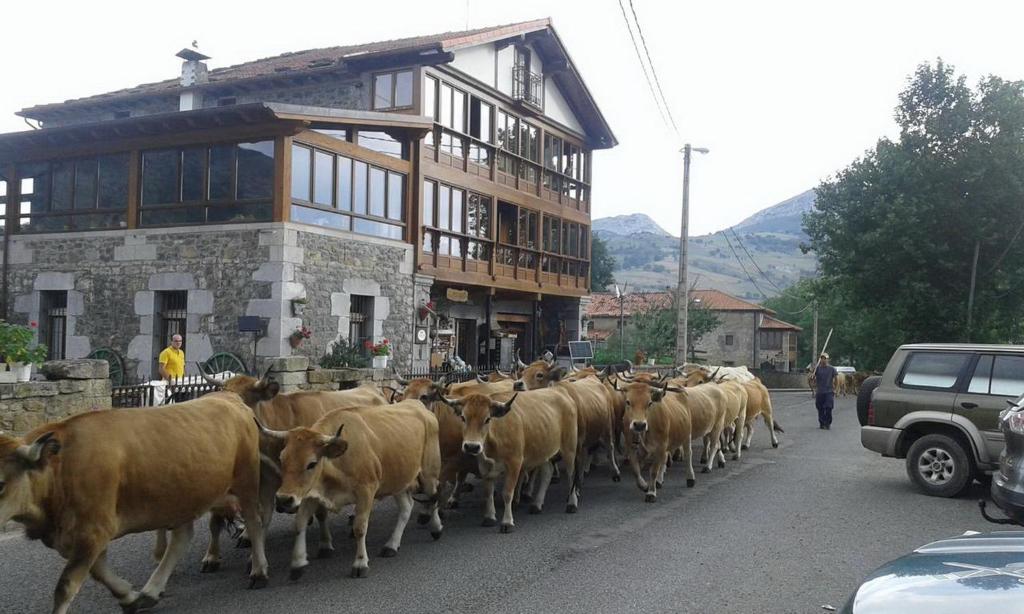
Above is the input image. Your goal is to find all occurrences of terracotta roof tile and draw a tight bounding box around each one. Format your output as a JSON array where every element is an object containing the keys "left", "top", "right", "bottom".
[
  {"left": 761, "top": 315, "right": 802, "bottom": 331},
  {"left": 587, "top": 288, "right": 784, "bottom": 318},
  {"left": 21, "top": 19, "right": 552, "bottom": 115}
]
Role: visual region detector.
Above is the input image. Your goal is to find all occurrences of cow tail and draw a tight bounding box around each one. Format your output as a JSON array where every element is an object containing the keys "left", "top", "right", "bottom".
[{"left": 772, "top": 420, "right": 785, "bottom": 433}]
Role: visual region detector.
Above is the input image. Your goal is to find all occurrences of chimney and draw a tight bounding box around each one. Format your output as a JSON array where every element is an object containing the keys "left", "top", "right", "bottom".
[{"left": 176, "top": 47, "right": 211, "bottom": 111}]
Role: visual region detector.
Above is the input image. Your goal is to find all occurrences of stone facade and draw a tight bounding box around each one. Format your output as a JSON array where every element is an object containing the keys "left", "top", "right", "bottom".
[
  {"left": 6, "top": 222, "right": 415, "bottom": 380},
  {"left": 0, "top": 360, "right": 111, "bottom": 435}
]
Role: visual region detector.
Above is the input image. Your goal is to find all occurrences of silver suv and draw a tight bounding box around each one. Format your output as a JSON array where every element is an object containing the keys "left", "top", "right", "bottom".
[{"left": 859, "top": 343, "right": 1024, "bottom": 497}]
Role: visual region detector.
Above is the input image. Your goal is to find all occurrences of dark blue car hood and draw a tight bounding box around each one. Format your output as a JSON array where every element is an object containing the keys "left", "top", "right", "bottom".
[{"left": 841, "top": 532, "right": 1024, "bottom": 613}]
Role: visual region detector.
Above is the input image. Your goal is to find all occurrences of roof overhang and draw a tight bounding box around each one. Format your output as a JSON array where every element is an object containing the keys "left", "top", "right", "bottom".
[{"left": 0, "top": 103, "right": 432, "bottom": 163}]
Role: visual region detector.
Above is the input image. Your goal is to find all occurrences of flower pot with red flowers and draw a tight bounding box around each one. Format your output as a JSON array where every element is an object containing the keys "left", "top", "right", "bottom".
[
  {"left": 289, "top": 324, "right": 312, "bottom": 349},
  {"left": 0, "top": 320, "right": 48, "bottom": 382},
  {"left": 366, "top": 338, "right": 392, "bottom": 369}
]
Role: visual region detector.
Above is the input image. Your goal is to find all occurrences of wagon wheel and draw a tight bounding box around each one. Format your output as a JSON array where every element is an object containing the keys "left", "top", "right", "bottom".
[
  {"left": 202, "top": 352, "right": 247, "bottom": 376},
  {"left": 86, "top": 347, "right": 126, "bottom": 386}
]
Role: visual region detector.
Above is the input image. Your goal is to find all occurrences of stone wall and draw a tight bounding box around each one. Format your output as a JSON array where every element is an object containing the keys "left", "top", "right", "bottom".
[
  {"left": 292, "top": 227, "right": 415, "bottom": 370},
  {"left": 693, "top": 311, "right": 759, "bottom": 367},
  {"left": 0, "top": 360, "right": 111, "bottom": 435},
  {"left": 7, "top": 222, "right": 416, "bottom": 379},
  {"left": 262, "top": 356, "right": 399, "bottom": 394}
]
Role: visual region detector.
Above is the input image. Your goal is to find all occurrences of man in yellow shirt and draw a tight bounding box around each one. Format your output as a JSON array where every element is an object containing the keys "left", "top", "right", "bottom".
[{"left": 158, "top": 334, "right": 185, "bottom": 381}]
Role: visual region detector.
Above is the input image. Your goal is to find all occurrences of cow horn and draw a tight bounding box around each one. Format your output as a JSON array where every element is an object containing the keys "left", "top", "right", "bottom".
[
  {"left": 196, "top": 362, "right": 225, "bottom": 388},
  {"left": 624, "top": 359, "right": 634, "bottom": 374},
  {"left": 496, "top": 368, "right": 510, "bottom": 379},
  {"left": 477, "top": 374, "right": 489, "bottom": 384},
  {"left": 710, "top": 367, "right": 721, "bottom": 381},
  {"left": 16, "top": 432, "right": 57, "bottom": 464},
  {"left": 253, "top": 417, "right": 288, "bottom": 441},
  {"left": 391, "top": 366, "right": 411, "bottom": 386},
  {"left": 329, "top": 423, "right": 345, "bottom": 442},
  {"left": 516, "top": 349, "right": 528, "bottom": 370}
]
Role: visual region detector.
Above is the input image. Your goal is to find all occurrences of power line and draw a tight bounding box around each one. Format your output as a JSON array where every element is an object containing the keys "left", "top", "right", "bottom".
[
  {"left": 626, "top": 0, "right": 681, "bottom": 139},
  {"left": 731, "top": 228, "right": 784, "bottom": 293},
  {"left": 616, "top": 0, "right": 670, "bottom": 129},
  {"left": 721, "top": 231, "right": 768, "bottom": 299}
]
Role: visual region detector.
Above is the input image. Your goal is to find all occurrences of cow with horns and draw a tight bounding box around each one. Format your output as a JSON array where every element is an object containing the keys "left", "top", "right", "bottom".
[
  {"left": 259, "top": 399, "right": 444, "bottom": 579},
  {"left": 0, "top": 394, "right": 270, "bottom": 614},
  {"left": 192, "top": 366, "right": 386, "bottom": 567}
]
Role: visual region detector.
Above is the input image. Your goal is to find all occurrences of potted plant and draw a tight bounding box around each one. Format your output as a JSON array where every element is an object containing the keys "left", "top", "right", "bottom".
[
  {"left": 365, "top": 338, "right": 392, "bottom": 369},
  {"left": 289, "top": 324, "right": 312, "bottom": 349},
  {"left": 290, "top": 297, "right": 307, "bottom": 317},
  {"left": 0, "top": 320, "right": 48, "bottom": 382}
]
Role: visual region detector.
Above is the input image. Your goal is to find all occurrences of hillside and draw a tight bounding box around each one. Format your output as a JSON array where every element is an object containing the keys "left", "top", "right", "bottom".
[{"left": 596, "top": 190, "right": 818, "bottom": 299}]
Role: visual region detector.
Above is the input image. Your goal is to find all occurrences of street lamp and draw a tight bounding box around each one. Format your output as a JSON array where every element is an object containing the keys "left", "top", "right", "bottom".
[{"left": 675, "top": 143, "right": 710, "bottom": 366}]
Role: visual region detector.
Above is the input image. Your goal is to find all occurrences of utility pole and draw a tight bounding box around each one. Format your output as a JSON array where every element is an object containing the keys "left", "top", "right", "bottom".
[
  {"left": 812, "top": 301, "right": 819, "bottom": 368},
  {"left": 966, "top": 240, "right": 980, "bottom": 342},
  {"left": 675, "top": 143, "right": 709, "bottom": 366}
]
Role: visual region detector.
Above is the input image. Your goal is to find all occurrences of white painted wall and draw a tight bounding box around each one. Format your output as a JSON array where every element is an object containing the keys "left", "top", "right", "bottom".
[
  {"left": 450, "top": 45, "right": 496, "bottom": 88},
  {"left": 496, "top": 45, "right": 514, "bottom": 96},
  {"left": 544, "top": 77, "right": 584, "bottom": 134}
]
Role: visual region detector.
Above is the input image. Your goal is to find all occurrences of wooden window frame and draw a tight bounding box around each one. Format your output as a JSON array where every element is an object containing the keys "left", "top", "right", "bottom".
[{"left": 372, "top": 69, "right": 415, "bottom": 111}]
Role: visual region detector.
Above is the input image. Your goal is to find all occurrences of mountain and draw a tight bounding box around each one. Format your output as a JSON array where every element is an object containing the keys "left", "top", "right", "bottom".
[
  {"left": 595, "top": 191, "right": 818, "bottom": 299},
  {"left": 593, "top": 213, "right": 671, "bottom": 238}
]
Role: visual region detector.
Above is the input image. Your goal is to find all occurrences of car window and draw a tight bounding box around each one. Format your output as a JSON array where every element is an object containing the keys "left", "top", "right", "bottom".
[
  {"left": 991, "top": 355, "right": 1024, "bottom": 397},
  {"left": 900, "top": 352, "right": 969, "bottom": 389},
  {"left": 967, "top": 355, "right": 994, "bottom": 394}
]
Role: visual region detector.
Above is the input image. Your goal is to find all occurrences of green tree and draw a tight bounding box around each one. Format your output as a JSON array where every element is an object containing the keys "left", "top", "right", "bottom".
[
  {"left": 804, "top": 60, "right": 1024, "bottom": 369},
  {"left": 630, "top": 294, "right": 721, "bottom": 361},
  {"left": 590, "top": 232, "right": 616, "bottom": 291}
]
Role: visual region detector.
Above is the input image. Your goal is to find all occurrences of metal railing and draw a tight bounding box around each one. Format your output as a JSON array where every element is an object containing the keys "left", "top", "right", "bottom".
[
  {"left": 111, "top": 376, "right": 220, "bottom": 408},
  {"left": 512, "top": 64, "right": 543, "bottom": 109}
]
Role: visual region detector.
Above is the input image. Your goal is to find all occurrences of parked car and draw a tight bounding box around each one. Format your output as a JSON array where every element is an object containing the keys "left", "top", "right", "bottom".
[
  {"left": 838, "top": 530, "right": 1024, "bottom": 613},
  {"left": 859, "top": 343, "right": 1024, "bottom": 497},
  {"left": 991, "top": 392, "right": 1024, "bottom": 523}
]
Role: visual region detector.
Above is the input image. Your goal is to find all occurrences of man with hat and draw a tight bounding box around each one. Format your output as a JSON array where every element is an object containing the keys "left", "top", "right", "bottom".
[{"left": 814, "top": 352, "right": 838, "bottom": 429}]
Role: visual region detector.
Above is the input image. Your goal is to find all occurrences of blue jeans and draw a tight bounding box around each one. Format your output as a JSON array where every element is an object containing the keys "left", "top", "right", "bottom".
[{"left": 816, "top": 392, "right": 834, "bottom": 426}]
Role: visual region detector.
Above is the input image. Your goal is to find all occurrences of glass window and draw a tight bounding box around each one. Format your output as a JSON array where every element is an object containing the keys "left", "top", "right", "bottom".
[
  {"left": 290, "top": 205, "right": 350, "bottom": 231},
  {"left": 313, "top": 150, "right": 333, "bottom": 206},
  {"left": 395, "top": 70, "right": 413, "bottom": 107},
  {"left": 369, "top": 167, "right": 386, "bottom": 217},
  {"left": 208, "top": 145, "right": 234, "bottom": 201},
  {"left": 387, "top": 173, "right": 403, "bottom": 221},
  {"left": 470, "top": 98, "right": 493, "bottom": 143},
  {"left": 452, "top": 89, "right": 466, "bottom": 134},
  {"left": 142, "top": 150, "right": 180, "bottom": 206},
  {"left": 992, "top": 356, "right": 1024, "bottom": 397},
  {"left": 51, "top": 161, "right": 73, "bottom": 211},
  {"left": 73, "top": 159, "right": 97, "bottom": 210},
  {"left": 900, "top": 352, "right": 969, "bottom": 389},
  {"left": 182, "top": 148, "right": 205, "bottom": 202},
  {"left": 423, "top": 180, "right": 435, "bottom": 227},
  {"left": 506, "top": 114, "right": 519, "bottom": 154},
  {"left": 968, "top": 355, "right": 993, "bottom": 394},
  {"left": 374, "top": 73, "right": 393, "bottom": 109},
  {"left": 439, "top": 186, "right": 450, "bottom": 230},
  {"left": 237, "top": 141, "right": 274, "bottom": 200},
  {"left": 439, "top": 83, "right": 453, "bottom": 129},
  {"left": 314, "top": 128, "right": 348, "bottom": 141},
  {"left": 290, "top": 145, "right": 312, "bottom": 202},
  {"left": 424, "top": 76, "right": 438, "bottom": 120},
  {"left": 357, "top": 131, "right": 404, "bottom": 159},
  {"left": 97, "top": 154, "right": 129, "bottom": 210},
  {"left": 545, "top": 134, "right": 562, "bottom": 171},
  {"left": 451, "top": 189, "right": 463, "bottom": 233},
  {"left": 337, "top": 156, "right": 352, "bottom": 211},
  {"left": 353, "top": 161, "right": 367, "bottom": 215},
  {"left": 353, "top": 217, "right": 402, "bottom": 240}
]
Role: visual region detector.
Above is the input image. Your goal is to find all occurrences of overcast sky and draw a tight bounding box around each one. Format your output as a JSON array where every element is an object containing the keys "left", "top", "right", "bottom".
[{"left": 3, "top": 0, "right": 1022, "bottom": 235}]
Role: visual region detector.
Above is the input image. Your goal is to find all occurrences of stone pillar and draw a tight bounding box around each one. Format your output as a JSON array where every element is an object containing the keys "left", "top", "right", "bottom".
[
  {"left": 249, "top": 227, "right": 306, "bottom": 361},
  {"left": 264, "top": 355, "right": 310, "bottom": 394},
  {"left": 412, "top": 274, "right": 435, "bottom": 370}
]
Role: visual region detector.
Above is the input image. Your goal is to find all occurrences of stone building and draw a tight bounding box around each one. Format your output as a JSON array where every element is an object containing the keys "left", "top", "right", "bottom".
[
  {"left": 585, "top": 289, "right": 801, "bottom": 371},
  {"left": 0, "top": 19, "right": 616, "bottom": 379}
]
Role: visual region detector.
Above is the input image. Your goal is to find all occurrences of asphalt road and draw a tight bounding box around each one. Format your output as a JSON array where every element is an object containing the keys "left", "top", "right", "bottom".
[{"left": 0, "top": 392, "right": 997, "bottom": 614}]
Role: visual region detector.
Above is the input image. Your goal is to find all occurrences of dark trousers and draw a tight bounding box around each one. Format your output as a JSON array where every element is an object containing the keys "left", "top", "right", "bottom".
[{"left": 816, "top": 392, "right": 835, "bottom": 426}]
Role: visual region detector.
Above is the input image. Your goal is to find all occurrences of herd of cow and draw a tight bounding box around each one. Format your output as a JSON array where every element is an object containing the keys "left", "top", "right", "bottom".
[{"left": 0, "top": 359, "right": 783, "bottom": 614}]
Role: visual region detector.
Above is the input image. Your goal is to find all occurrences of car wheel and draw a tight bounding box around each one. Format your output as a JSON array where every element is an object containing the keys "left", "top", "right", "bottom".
[
  {"left": 856, "top": 376, "right": 882, "bottom": 427},
  {"left": 905, "top": 434, "right": 973, "bottom": 498}
]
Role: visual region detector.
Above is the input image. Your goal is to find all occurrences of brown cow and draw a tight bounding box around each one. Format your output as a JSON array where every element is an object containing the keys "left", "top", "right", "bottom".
[
  {"left": 560, "top": 375, "right": 621, "bottom": 482},
  {"left": 263, "top": 399, "right": 443, "bottom": 580},
  {"left": 193, "top": 369, "right": 385, "bottom": 567},
  {"left": 443, "top": 388, "right": 580, "bottom": 532},
  {"left": 0, "top": 393, "right": 269, "bottom": 614},
  {"left": 620, "top": 379, "right": 727, "bottom": 501},
  {"left": 740, "top": 379, "right": 784, "bottom": 449}
]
